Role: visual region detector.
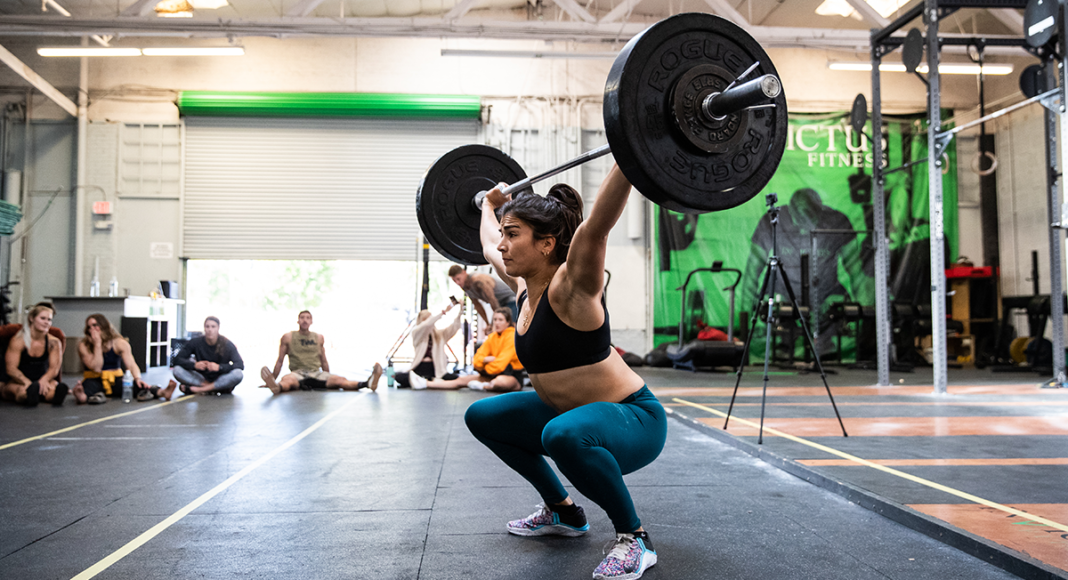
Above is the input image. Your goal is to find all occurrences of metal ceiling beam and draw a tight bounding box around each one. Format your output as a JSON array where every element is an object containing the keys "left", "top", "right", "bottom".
[
  {"left": 0, "top": 14, "right": 651, "bottom": 42},
  {"left": 844, "top": 0, "right": 890, "bottom": 28},
  {"left": 600, "top": 0, "right": 644, "bottom": 23},
  {"left": 286, "top": 0, "right": 327, "bottom": 18},
  {"left": 0, "top": 43, "right": 76, "bottom": 116},
  {"left": 703, "top": 0, "right": 749, "bottom": 28},
  {"left": 47, "top": 0, "right": 112, "bottom": 46},
  {"left": 551, "top": 0, "right": 596, "bottom": 24},
  {"left": 444, "top": 0, "right": 482, "bottom": 21},
  {"left": 0, "top": 14, "right": 1032, "bottom": 53},
  {"left": 988, "top": 7, "right": 1023, "bottom": 35},
  {"left": 120, "top": 0, "right": 158, "bottom": 17}
]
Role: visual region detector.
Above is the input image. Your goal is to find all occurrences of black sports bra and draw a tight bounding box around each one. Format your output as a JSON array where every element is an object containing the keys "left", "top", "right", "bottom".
[{"left": 515, "top": 288, "right": 612, "bottom": 374}]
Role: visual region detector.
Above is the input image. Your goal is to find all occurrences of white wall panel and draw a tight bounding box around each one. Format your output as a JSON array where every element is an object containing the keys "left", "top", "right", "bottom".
[
  {"left": 996, "top": 106, "right": 1049, "bottom": 299},
  {"left": 994, "top": 105, "right": 1067, "bottom": 343},
  {"left": 183, "top": 117, "right": 478, "bottom": 260}
]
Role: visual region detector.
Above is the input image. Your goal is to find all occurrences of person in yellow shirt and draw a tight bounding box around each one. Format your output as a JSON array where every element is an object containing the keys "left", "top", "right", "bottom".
[{"left": 409, "top": 307, "right": 524, "bottom": 392}]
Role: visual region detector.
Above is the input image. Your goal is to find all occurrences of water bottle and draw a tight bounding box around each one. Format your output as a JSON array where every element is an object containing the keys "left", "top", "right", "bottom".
[
  {"left": 89, "top": 276, "right": 100, "bottom": 297},
  {"left": 386, "top": 359, "right": 395, "bottom": 388},
  {"left": 108, "top": 276, "right": 119, "bottom": 297},
  {"left": 122, "top": 370, "right": 133, "bottom": 403}
]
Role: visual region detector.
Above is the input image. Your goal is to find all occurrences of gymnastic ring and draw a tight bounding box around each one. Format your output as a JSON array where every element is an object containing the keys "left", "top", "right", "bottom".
[{"left": 971, "top": 150, "right": 998, "bottom": 176}]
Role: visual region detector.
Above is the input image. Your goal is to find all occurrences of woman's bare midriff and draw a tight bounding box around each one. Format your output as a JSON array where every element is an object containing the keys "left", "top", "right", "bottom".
[{"left": 528, "top": 349, "right": 646, "bottom": 413}]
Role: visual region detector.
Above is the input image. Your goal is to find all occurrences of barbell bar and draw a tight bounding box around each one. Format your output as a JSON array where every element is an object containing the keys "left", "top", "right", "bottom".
[{"left": 470, "top": 72, "right": 782, "bottom": 210}]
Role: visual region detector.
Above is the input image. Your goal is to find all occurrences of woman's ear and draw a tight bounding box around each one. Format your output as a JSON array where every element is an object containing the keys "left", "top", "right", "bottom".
[{"left": 539, "top": 236, "right": 557, "bottom": 257}]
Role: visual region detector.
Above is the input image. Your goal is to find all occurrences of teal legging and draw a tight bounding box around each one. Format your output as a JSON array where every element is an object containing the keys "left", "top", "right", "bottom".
[{"left": 464, "top": 386, "right": 666, "bottom": 533}]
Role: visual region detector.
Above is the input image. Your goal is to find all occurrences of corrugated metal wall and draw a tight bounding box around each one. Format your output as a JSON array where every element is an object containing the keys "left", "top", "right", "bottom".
[{"left": 182, "top": 116, "right": 478, "bottom": 260}]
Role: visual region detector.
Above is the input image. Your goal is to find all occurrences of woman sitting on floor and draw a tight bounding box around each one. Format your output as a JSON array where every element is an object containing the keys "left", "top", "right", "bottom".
[
  {"left": 1, "top": 304, "right": 68, "bottom": 406},
  {"left": 409, "top": 307, "right": 525, "bottom": 392},
  {"left": 392, "top": 301, "right": 463, "bottom": 389},
  {"left": 77, "top": 314, "right": 176, "bottom": 404}
]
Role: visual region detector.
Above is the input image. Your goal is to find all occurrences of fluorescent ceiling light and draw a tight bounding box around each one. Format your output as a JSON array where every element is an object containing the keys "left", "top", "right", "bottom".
[
  {"left": 38, "top": 47, "right": 142, "bottom": 57},
  {"left": 828, "top": 61, "right": 1014, "bottom": 75},
  {"left": 441, "top": 49, "right": 616, "bottom": 59},
  {"left": 38, "top": 46, "right": 245, "bottom": 57},
  {"left": 816, "top": 0, "right": 910, "bottom": 19},
  {"left": 142, "top": 47, "right": 244, "bottom": 56}
]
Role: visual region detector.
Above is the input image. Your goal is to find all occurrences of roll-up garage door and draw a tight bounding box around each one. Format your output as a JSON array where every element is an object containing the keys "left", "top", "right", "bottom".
[{"left": 183, "top": 116, "right": 478, "bottom": 260}]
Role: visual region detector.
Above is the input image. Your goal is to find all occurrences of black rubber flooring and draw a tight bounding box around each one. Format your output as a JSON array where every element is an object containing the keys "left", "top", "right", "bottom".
[{"left": 0, "top": 365, "right": 1048, "bottom": 580}]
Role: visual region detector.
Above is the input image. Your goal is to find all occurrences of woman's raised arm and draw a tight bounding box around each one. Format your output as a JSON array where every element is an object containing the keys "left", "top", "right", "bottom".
[
  {"left": 480, "top": 185, "right": 521, "bottom": 294},
  {"left": 563, "top": 164, "right": 632, "bottom": 296}
]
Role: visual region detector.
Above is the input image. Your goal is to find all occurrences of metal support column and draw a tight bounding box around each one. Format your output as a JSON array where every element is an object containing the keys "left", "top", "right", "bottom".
[
  {"left": 1044, "top": 60, "right": 1066, "bottom": 384},
  {"left": 870, "top": 44, "right": 891, "bottom": 386},
  {"left": 1051, "top": 9, "right": 1068, "bottom": 385},
  {"left": 926, "top": 0, "right": 948, "bottom": 394}
]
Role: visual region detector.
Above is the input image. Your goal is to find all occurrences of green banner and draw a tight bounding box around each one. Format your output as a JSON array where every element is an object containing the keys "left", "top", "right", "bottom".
[{"left": 653, "top": 112, "right": 958, "bottom": 362}]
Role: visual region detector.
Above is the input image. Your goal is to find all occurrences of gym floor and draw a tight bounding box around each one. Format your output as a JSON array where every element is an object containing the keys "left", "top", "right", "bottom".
[{"left": 0, "top": 365, "right": 1064, "bottom": 580}]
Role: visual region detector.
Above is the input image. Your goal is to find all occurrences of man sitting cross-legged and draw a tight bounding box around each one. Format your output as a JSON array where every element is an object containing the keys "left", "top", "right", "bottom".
[{"left": 260, "top": 310, "right": 382, "bottom": 395}]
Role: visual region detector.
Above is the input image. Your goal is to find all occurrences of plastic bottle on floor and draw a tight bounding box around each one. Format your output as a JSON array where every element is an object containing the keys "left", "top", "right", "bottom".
[
  {"left": 122, "top": 370, "right": 133, "bottom": 403},
  {"left": 386, "top": 359, "right": 395, "bottom": 388}
]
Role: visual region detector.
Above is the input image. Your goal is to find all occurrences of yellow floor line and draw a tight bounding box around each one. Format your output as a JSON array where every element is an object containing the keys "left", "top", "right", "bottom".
[
  {"left": 70, "top": 395, "right": 362, "bottom": 580},
  {"left": 672, "top": 397, "right": 1068, "bottom": 534},
  {"left": 0, "top": 397, "right": 194, "bottom": 451}
]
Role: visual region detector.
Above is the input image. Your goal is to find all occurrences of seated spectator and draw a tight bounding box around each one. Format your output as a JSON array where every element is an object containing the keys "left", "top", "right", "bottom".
[
  {"left": 260, "top": 310, "right": 382, "bottom": 394},
  {"left": 172, "top": 316, "right": 244, "bottom": 395},
  {"left": 409, "top": 307, "right": 524, "bottom": 392},
  {"left": 0, "top": 302, "right": 81, "bottom": 402},
  {"left": 0, "top": 305, "right": 68, "bottom": 406},
  {"left": 392, "top": 301, "right": 463, "bottom": 389},
  {"left": 77, "top": 314, "right": 176, "bottom": 404}
]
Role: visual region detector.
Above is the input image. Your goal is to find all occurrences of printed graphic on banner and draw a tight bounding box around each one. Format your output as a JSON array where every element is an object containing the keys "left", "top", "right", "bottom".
[{"left": 653, "top": 113, "right": 959, "bottom": 365}]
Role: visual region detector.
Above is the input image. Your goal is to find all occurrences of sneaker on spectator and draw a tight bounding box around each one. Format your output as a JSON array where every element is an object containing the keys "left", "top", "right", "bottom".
[
  {"left": 468, "top": 381, "right": 487, "bottom": 390},
  {"left": 507, "top": 504, "right": 588, "bottom": 537},
  {"left": 409, "top": 373, "right": 428, "bottom": 390},
  {"left": 261, "top": 366, "right": 281, "bottom": 395},
  {"left": 592, "top": 532, "right": 657, "bottom": 580},
  {"left": 369, "top": 363, "right": 383, "bottom": 392}
]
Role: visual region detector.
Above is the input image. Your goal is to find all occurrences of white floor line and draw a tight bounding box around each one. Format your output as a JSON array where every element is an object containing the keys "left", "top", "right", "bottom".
[{"left": 70, "top": 396, "right": 362, "bottom": 580}]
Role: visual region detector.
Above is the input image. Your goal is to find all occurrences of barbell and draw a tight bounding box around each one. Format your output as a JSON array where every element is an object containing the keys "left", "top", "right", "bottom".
[{"left": 416, "top": 12, "right": 789, "bottom": 266}]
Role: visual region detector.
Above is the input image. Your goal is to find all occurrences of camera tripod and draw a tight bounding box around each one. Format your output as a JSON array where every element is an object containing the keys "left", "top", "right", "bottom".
[{"left": 723, "top": 193, "right": 848, "bottom": 443}]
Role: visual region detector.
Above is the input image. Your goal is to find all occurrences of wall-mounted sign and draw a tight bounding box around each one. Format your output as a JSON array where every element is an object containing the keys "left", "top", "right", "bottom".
[{"left": 150, "top": 242, "right": 174, "bottom": 259}]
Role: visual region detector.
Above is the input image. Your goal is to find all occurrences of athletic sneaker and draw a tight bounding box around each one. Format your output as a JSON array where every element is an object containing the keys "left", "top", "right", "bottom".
[
  {"left": 592, "top": 532, "right": 657, "bottom": 580},
  {"left": 507, "top": 504, "right": 589, "bottom": 537},
  {"left": 468, "top": 381, "right": 487, "bottom": 391},
  {"left": 368, "top": 363, "right": 383, "bottom": 392},
  {"left": 261, "top": 366, "right": 281, "bottom": 395},
  {"left": 409, "top": 373, "right": 428, "bottom": 390}
]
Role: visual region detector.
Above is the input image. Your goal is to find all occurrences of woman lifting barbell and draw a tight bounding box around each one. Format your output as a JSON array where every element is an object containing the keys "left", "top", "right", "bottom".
[{"left": 464, "top": 164, "right": 666, "bottom": 580}]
